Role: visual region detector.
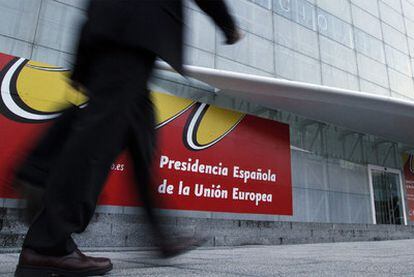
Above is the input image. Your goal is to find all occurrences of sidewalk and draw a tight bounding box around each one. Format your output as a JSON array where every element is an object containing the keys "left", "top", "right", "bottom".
[{"left": 1, "top": 239, "right": 414, "bottom": 276}]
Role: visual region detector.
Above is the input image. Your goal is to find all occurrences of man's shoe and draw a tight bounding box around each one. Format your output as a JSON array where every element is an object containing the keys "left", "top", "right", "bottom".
[
  {"left": 159, "top": 236, "right": 208, "bottom": 258},
  {"left": 15, "top": 248, "right": 113, "bottom": 277}
]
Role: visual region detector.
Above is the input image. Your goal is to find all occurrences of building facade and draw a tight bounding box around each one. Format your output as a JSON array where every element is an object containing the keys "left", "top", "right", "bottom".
[{"left": 1, "top": 0, "right": 414, "bottom": 235}]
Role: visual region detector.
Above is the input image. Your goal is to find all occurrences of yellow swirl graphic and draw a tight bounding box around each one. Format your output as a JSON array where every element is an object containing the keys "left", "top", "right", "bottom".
[
  {"left": 17, "top": 61, "right": 87, "bottom": 111},
  {"left": 13, "top": 60, "right": 194, "bottom": 127},
  {"left": 184, "top": 103, "right": 245, "bottom": 150},
  {"left": 0, "top": 56, "right": 245, "bottom": 151},
  {"left": 196, "top": 106, "right": 244, "bottom": 146},
  {"left": 151, "top": 92, "right": 194, "bottom": 128}
]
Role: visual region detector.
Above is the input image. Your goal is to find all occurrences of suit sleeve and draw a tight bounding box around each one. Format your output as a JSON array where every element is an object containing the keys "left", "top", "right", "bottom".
[{"left": 193, "top": 0, "right": 237, "bottom": 39}]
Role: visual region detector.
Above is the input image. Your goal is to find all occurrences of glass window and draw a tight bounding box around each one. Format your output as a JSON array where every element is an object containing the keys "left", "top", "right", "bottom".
[
  {"left": 251, "top": 0, "right": 272, "bottom": 9},
  {"left": 185, "top": 9, "right": 216, "bottom": 53},
  {"left": 319, "top": 36, "right": 357, "bottom": 74},
  {"left": 217, "top": 31, "right": 274, "bottom": 73},
  {"left": 402, "top": 0, "right": 414, "bottom": 22},
  {"left": 317, "top": 9, "right": 354, "bottom": 49},
  {"left": 379, "top": 1, "right": 405, "bottom": 31},
  {"left": 55, "top": 0, "right": 88, "bottom": 10},
  {"left": 274, "top": 14, "right": 319, "bottom": 59},
  {"left": 216, "top": 56, "right": 274, "bottom": 76},
  {"left": 351, "top": 5, "right": 382, "bottom": 39},
  {"left": 273, "top": 0, "right": 294, "bottom": 20},
  {"left": 35, "top": 0, "right": 85, "bottom": 53},
  {"left": 329, "top": 191, "right": 353, "bottom": 223},
  {"left": 405, "top": 18, "right": 414, "bottom": 39},
  {"left": 408, "top": 37, "right": 414, "bottom": 57},
  {"left": 357, "top": 53, "right": 389, "bottom": 87},
  {"left": 388, "top": 68, "right": 414, "bottom": 97},
  {"left": 391, "top": 90, "right": 414, "bottom": 100},
  {"left": 0, "top": 36, "right": 32, "bottom": 59},
  {"left": 273, "top": 0, "right": 318, "bottom": 31},
  {"left": 351, "top": 0, "right": 379, "bottom": 18},
  {"left": 249, "top": 35, "right": 275, "bottom": 73},
  {"left": 328, "top": 161, "right": 369, "bottom": 194},
  {"left": 292, "top": 0, "right": 316, "bottom": 30},
  {"left": 316, "top": 0, "right": 351, "bottom": 23},
  {"left": 354, "top": 29, "right": 385, "bottom": 63},
  {"left": 228, "top": 0, "right": 273, "bottom": 40},
  {"left": 359, "top": 79, "right": 391, "bottom": 96},
  {"left": 381, "top": 0, "right": 403, "bottom": 14},
  {"left": 289, "top": 150, "right": 372, "bottom": 224},
  {"left": 348, "top": 194, "right": 372, "bottom": 224},
  {"left": 184, "top": 46, "right": 215, "bottom": 68},
  {"left": 31, "top": 45, "right": 75, "bottom": 68},
  {"left": 0, "top": 0, "right": 41, "bottom": 42},
  {"left": 321, "top": 63, "right": 359, "bottom": 91},
  {"left": 307, "top": 189, "right": 330, "bottom": 222},
  {"left": 385, "top": 45, "right": 412, "bottom": 76},
  {"left": 382, "top": 23, "right": 409, "bottom": 54},
  {"left": 217, "top": 32, "right": 249, "bottom": 66},
  {"left": 275, "top": 44, "right": 321, "bottom": 84}
]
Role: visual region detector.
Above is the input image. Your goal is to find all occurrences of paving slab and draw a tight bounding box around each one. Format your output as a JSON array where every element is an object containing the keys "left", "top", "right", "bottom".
[{"left": 1, "top": 239, "right": 414, "bottom": 276}]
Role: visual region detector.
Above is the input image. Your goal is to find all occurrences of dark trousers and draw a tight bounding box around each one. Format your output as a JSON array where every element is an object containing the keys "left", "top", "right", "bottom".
[
  {"left": 17, "top": 105, "right": 79, "bottom": 188},
  {"left": 22, "top": 46, "right": 161, "bottom": 256}
]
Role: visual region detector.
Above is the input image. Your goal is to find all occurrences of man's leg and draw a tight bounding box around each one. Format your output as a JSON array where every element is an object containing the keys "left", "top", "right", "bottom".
[
  {"left": 21, "top": 46, "right": 156, "bottom": 256},
  {"left": 127, "top": 90, "right": 207, "bottom": 258},
  {"left": 13, "top": 106, "right": 80, "bottom": 224},
  {"left": 16, "top": 105, "right": 80, "bottom": 188},
  {"left": 127, "top": 90, "right": 162, "bottom": 236}
]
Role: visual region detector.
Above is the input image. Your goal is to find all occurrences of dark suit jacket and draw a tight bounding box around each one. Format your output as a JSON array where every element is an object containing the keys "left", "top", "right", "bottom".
[{"left": 71, "top": 0, "right": 236, "bottom": 86}]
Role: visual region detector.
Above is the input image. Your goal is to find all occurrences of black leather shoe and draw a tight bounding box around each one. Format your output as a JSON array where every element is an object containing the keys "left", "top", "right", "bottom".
[{"left": 15, "top": 248, "right": 113, "bottom": 277}]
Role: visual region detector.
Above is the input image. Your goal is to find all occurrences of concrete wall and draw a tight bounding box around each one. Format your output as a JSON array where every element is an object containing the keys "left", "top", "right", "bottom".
[{"left": 2, "top": 208, "right": 414, "bottom": 250}]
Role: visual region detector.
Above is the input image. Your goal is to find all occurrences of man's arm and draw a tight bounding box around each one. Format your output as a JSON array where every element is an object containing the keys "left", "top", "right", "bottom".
[{"left": 193, "top": 0, "right": 241, "bottom": 44}]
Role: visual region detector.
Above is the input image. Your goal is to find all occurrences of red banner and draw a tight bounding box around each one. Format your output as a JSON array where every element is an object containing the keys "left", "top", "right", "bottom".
[
  {"left": 403, "top": 154, "right": 414, "bottom": 221},
  {"left": 0, "top": 53, "right": 292, "bottom": 215}
]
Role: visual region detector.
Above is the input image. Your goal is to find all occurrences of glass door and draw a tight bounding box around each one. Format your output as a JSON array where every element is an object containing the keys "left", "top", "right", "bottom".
[{"left": 368, "top": 166, "right": 407, "bottom": 225}]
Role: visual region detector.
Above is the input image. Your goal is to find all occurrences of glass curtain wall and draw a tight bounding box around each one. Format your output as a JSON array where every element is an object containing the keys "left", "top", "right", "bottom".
[{"left": 151, "top": 71, "right": 409, "bottom": 224}]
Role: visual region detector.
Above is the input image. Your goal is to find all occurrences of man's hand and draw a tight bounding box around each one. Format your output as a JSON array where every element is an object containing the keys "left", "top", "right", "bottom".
[{"left": 225, "top": 28, "right": 244, "bottom": 45}]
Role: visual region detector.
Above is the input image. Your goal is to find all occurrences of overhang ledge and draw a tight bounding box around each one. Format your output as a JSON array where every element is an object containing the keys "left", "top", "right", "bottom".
[{"left": 156, "top": 62, "right": 414, "bottom": 146}]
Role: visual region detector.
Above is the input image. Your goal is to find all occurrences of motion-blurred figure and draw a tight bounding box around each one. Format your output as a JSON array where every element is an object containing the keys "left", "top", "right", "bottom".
[{"left": 14, "top": 0, "right": 241, "bottom": 276}]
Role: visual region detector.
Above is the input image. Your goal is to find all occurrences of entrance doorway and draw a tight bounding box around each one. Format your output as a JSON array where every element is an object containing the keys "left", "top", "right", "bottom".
[{"left": 368, "top": 165, "right": 407, "bottom": 225}]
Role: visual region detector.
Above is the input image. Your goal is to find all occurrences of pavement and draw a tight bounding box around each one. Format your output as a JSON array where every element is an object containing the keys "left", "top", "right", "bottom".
[{"left": 1, "top": 239, "right": 414, "bottom": 276}]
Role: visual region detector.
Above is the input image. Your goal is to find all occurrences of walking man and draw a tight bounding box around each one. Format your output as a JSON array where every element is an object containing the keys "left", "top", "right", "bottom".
[{"left": 14, "top": 0, "right": 241, "bottom": 276}]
